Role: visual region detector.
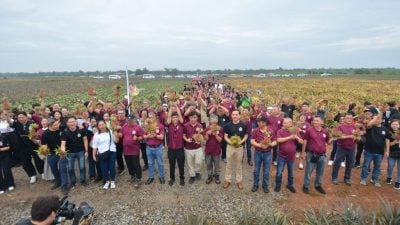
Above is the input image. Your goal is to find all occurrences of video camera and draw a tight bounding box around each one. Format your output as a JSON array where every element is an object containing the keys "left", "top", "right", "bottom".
[{"left": 53, "top": 196, "right": 94, "bottom": 225}]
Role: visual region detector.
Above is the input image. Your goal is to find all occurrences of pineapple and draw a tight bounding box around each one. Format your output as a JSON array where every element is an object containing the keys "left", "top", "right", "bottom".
[
  {"left": 34, "top": 145, "right": 50, "bottom": 159},
  {"left": 230, "top": 135, "right": 242, "bottom": 148},
  {"left": 55, "top": 147, "right": 68, "bottom": 159}
]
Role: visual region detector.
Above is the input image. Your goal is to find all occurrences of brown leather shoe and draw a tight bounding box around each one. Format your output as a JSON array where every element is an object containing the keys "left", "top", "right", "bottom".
[
  {"left": 223, "top": 181, "right": 230, "bottom": 189},
  {"left": 237, "top": 181, "right": 244, "bottom": 190}
]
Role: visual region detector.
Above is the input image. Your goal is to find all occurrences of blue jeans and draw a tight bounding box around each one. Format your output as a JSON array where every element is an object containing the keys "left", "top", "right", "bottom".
[
  {"left": 67, "top": 151, "right": 86, "bottom": 184},
  {"left": 275, "top": 156, "right": 295, "bottom": 188},
  {"left": 146, "top": 145, "right": 164, "bottom": 179},
  {"left": 387, "top": 157, "right": 400, "bottom": 182},
  {"left": 253, "top": 150, "right": 271, "bottom": 188},
  {"left": 99, "top": 151, "right": 116, "bottom": 181},
  {"left": 246, "top": 135, "right": 252, "bottom": 163},
  {"left": 331, "top": 147, "right": 354, "bottom": 180},
  {"left": 361, "top": 150, "right": 383, "bottom": 182},
  {"left": 47, "top": 153, "right": 61, "bottom": 185},
  {"left": 303, "top": 152, "right": 326, "bottom": 188},
  {"left": 59, "top": 157, "right": 69, "bottom": 188}
]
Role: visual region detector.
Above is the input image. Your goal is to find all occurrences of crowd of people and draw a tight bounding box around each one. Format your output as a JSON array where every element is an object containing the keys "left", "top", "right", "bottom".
[{"left": 0, "top": 76, "right": 399, "bottom": 196}]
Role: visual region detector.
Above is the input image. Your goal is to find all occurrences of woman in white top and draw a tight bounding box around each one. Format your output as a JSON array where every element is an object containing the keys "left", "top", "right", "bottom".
[{"left": 92, "top": 120, "right": 118, "bottom": 190}]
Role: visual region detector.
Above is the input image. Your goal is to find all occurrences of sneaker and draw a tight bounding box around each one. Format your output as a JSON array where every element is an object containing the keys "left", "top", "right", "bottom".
[
  {"left": 205, "top": 175, "right": 213, "bottom": 184},
  {"left": 332, "top": 179, "right": 339, "bottom": 185},
  {"left": 159, "top": 177, "right": 165, "bottom": 184},
  {"left": 328, "top": 160, "right": 334, "bottom": 166},
  {"left": 189, "top": 177, "right": 196, "bottom": 184},
  {"left": 296, "top": 152, "right": 300, "bottom": 158},
  {"left": 61, "top": 186, "right": 70, "bottom": 195},
  {"left": 341, "top": 162, "right": 345, "bottom": 167},
  {"left": 134, "top": 180, "right": 142, "bottom": 188},
  {"left": 103, "top": 181, "right": 110, "bottom": 190},
  {"left": 273, "top": 161, "right": 278, "bottom": 166},
  {"left": 386, "top": 178, "right": 392, "bottom": 185},
  {"left": 274, "top": 186, "right": 281, "bottom": 192},
  {"left": 222, "top": 158, "right": 227, "bottom": 163},
  {"left": 8, "top": 186, "right": 15, "bottom": 192},
  {"left": 0, "top": 190, "right": 4, "bottom": 194},
  {"left": 195, "top": 173, "right": 202, "bottom": 181},
  {"left": 360, "top": 180, "right": 367, "bottom": 186},
  {"left": 251, "top": 186, "right": 258, "bottom": 192},
  {"left": 302, "top": 187, "right": 309, "bottom": 194},
  {"left": 353, "top": 164, "right": 361, "bottom": 168},
  {"left": 298, "top": 162, "right": 304, "bottom": 169},
  {"left": 30, "top": 176, "right": 37, "bottom": 184},
  {"left": 248, "top": 161, "right": 254, "bottom": 166},
  {"left": 168, "top": 179, "right": 175, "bottom": 186},
  {"left": 145, "top": 178, "right": 154, "bottom": 185},
  {"left": 263, "top": 186, "right": 269, "bottom": 193},
  {"left": 110, "top": 181, "right": 116, "bottom": 189},
  {"left": 394, "top": 182, "right": 400, "bottom": 190},
  {"left": 315, "top": 186, "right": 326, "bottom": 194},
  {"left": 344, "top": 179, "right": 351, "bottom": 186},
  {"left": 237, "top": 182, "right": 244, "bottom": 190},
  {"left": 223, "top": 181, "right": 230, "bottom": 189},
  {"left": 214, "top": 175, "right": 221, "bottom": 184},
  {"left": 374, "top": 182, "right": 381, "bottom": 188},
  {"left": 179, "top": 178, "right": 185, "bottom": 186},
  {"left": 142, "top": 165, "right": 148, "bottom": 171},
  {"left": 286, "top": 185, "right": 296, "bottom": 193}
]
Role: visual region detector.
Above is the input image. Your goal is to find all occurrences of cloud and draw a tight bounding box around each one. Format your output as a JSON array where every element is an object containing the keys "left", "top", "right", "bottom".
[{"left": 332, "top": 25, "right": 400, "bottom": 52}]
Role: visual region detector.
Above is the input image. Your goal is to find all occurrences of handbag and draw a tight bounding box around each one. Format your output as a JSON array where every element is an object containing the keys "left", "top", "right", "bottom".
[{"left": 97, "top": 132, "right": 112, "bottom": 161}]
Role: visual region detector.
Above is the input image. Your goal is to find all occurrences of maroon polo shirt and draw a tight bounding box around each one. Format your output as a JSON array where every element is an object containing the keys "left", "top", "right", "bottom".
[
  {"left": 158, "top": 111, "right": 167, "bottom": 126},
  {"left": 183, "top": 122, "right": 203, "bottom": 150},
  {"left": 121, "top": 124, "right": 144, "bottom": 155},
  {"left": 337, "top": 123, "right": 357, "bottom": 150},
  {"left": 304, "top": 126, "right": 330, "bottom": 155},
  {"left": 277, "top": 128, "right": 297, "bottom": 161},
  {"left": 167, "top": 123, "right": 184, "bottom": 150},
  {"left": 145, "top": 123, "right": 164, "bottom": 147},
  {"left": 267, "top": 115, "right": 283, "bottom": 133},
  {"left": 251, "top": 127, "right": 276, "bottom": 152},
  {"left": 297, "top": 122, "right": 310, "bottom": 139},
  {"left": 303, "top": 112, "right": 313, "bottom": 124},
  {"left": 204, "top": 126, "right": 223, "bottom": 156}
]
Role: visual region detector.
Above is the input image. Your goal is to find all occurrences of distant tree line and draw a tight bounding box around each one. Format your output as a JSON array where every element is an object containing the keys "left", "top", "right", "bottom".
[{"left": 0, "top": 68, "right": 399, "bottom": 77}]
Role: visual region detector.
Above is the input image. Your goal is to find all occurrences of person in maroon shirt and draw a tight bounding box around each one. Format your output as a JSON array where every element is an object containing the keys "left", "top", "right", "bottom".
[
  {"left": 276, "top": 118, "right": 303, "bottom": 193},
  {"left": 115, "top": 109, "right": 127, "bottom": 175},
  {"left": 250, "top": 116, "right": 277, "bottom": 193},
  {"left": 117, "top": 115, "right": 144, "bottom": 188},
  {"left": 183, "top": 111, "right": 204, "bottom": 184},
  {"left": 331, "top": 113, "right": 357, "bottom": 186},
  {"left": 267, "top": 106, "right": 284, "bottom": 165},
  {"left": 143, "top": 112, "right": 165, "bottom": 185},
  {"left": 302, "top": 116, "right": 331, "bottom": 195},
  {"left": 296, "top": 114, "right": 310, "bottom": 169},
  {"left": 166, "top": 105, "right": 185, "bottom": 186},
  {"left": 301, "top": 102, "right": 314, "bottom": 124},
  {"left": 204, "top": 115, "right": 223, "bottom": 184}
]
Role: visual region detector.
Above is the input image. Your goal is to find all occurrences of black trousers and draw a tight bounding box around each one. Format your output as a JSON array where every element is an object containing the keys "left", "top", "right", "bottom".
[
  {"left": 272, "top": 145, "right": 278, "bottom": 162},
  {"left": 124, "top": 155, "right": 142, "bottom": 180},
  {"left": 140, "top": 143, "right": 149, "bottom": 166},
  {"left": 0, "top": 153, "right": 15, "bottom": 190},
  {"left": 20, "top": 141, "right": 44, "bottom": 177},
  {"left": 116, "top": 142, "right": 125, "bottom": 171},
  {"left": 355, "top": 141, "right": 364, "bottom": 165},
  {"left": 221, "top": 140, "right": 227, "bottom": 160},
  {"left": 168, "top": 148, "right": 185, "bottom": 180}
]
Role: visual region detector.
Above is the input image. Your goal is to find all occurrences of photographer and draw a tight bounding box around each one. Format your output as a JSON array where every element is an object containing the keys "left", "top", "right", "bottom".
[{"left": 17, "top": 195, "right": 60, "bottom": 225}]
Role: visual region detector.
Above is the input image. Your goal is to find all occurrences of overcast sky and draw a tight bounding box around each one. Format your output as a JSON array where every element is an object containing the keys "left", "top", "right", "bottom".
[{"left": 1, "top": 0, "right": 399, "bottom": 72}]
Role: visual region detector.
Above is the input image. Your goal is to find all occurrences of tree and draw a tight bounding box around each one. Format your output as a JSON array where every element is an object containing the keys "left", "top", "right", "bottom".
[{"left": 135, "top": 69, "right": 143, "bottom": 76}]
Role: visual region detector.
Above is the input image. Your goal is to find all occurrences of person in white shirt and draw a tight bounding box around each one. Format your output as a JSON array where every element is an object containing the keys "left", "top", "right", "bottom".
[{"left": 92, "top": 120, "right": 118, "bottom": 190}]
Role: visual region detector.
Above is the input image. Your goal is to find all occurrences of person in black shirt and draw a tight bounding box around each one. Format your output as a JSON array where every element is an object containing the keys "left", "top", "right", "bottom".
[
  {"left": 12, "top": 112, "right": 44, "bottom": 184},
  {"left": 61, "top": 116, "right": 88, "bottom": 187},
  {"left": 280, "top": 98, "right": 295, "bottom": 119},
  {"left": 222, "top": 110, "right": 248, "bottom": 190},
  {"left": 0, "top": 132, "right": 15, "bottom": 194},
  {"left": 41, "top": 118, "right": 68, "bottom": 192},
  {"left": 386, "top": 119, "right": 400, "bottom": 189},
  {"left": 360, "top": 113, "right": 391, "bottom": 187}
]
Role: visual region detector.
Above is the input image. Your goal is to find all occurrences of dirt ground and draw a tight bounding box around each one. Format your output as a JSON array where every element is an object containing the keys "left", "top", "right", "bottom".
[{"left": 0, "top": 144, "right": 399, "bottom": 224}]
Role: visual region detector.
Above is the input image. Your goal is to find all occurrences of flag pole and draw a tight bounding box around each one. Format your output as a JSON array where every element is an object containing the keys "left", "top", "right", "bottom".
[{"left": 125, "top": 66, "right": 131, "bottom": 115}]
